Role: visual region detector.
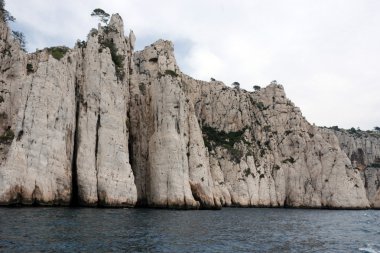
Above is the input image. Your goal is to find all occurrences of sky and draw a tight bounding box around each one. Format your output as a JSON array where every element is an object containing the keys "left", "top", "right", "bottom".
[{"left": 5, "top": 0, "right": 380, "bottom": 130}]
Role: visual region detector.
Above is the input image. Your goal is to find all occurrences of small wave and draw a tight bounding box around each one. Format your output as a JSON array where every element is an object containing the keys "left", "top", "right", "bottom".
[{"left": 359, "top": 246, "right": 380, "bottom": 253}]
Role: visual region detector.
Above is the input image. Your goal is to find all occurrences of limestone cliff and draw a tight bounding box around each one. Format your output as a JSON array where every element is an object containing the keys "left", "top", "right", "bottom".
[
  {"left": 326, "top": 128, "right": 380, "bottom": 208},
  {"left": 0, "top": 14, "right": 136, "bottom": 206},
  {"left": 0, "top": 12, "right": 378, "bottom": 209}
]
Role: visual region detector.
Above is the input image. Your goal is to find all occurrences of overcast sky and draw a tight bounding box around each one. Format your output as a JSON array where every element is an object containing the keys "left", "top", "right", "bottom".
[{"left": 5, "top": 0, "right": 380, "bottom": 130}]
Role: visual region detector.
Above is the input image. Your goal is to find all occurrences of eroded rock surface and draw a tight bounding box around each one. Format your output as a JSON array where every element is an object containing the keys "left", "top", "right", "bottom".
[{"left": 0, "top": 11, "right": 378, "bottom": 209}]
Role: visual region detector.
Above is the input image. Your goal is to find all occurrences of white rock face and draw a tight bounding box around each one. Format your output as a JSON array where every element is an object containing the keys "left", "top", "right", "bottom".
[
  {"left": 0, "top": 16, "right": 77, "bottom": 204},
  {"left": 327, "top": 129, "right": 380, "bottom": 208},
  {"left": 0, "top": 15, "right": 137, "bottom": 206},
  {"left": 0, "top": 12, "right": 378, "bottom": 209},
  {"left": 364, "top": 168, "right": 380, "bottom": 208},
  {"left": 129, "top": 40, "right": 203, "bottom": 208},
  {"left": 181, "top": 76, "right": 369, "bottom": 208},
  {"left": 331, "top": 129, "right": 380, "bottom": 169},
  {"left": 75, "top": 14, "right": 137, "bottom": 206}
]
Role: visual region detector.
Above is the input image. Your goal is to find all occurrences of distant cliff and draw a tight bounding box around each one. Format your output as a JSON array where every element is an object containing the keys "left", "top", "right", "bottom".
[{"left": 0, "top": 12, "right": 379, "bottom": 209}]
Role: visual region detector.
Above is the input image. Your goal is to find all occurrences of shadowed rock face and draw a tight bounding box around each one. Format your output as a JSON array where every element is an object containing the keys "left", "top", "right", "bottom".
[
  {"left": 0, "top": 13, "right": 378, "bottom": 209},
  {"left": 328, "top": 129, "right": 380, "bottom": 208}
]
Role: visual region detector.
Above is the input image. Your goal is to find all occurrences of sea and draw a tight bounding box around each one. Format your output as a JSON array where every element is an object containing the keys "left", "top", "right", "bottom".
[{"left": 0, "top": 207, "right": 379, "bottom": 252}]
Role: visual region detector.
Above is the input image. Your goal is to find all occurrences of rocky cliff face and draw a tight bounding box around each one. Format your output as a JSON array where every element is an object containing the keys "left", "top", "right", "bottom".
[
  {"left": 0, "top": 13, "right": 378, "bottom": 209},
  {"left": 0, "top": 14, "right": 137, "bottom": 206},
  {"left": 332, "top": 130, "right": 380, "bottom": 169},
  {"left": 326, "top": 129, "right": 380, "bottom": 208}
]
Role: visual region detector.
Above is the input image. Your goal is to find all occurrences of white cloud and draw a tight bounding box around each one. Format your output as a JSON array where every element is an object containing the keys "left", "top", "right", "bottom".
[{"left": 5, "top": 0, "right": 380, "bottom": 130}]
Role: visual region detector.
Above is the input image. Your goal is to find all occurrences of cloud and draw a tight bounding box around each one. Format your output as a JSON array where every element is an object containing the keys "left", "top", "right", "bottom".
[{"left": 5, "top": 0, "right": 380, "bottom": 130}]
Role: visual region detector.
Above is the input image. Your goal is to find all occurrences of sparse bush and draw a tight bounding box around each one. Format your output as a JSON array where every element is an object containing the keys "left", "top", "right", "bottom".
[
  {"left": 103, "top": 25, "right": 118, "bottom": 34},
  {"left": 99, "top": 39, "right": 125, "bottom": 79},
  {"left": 26, "top": 63, "right": 33, "bottom": 74},
  {"left": 76, "top": 40, "right": 86, "bottom": 48},
  {"left": 12, "top": 31, "right": 26, "bottom": 51},
  {"left": 256, "top": 101, "right": 265, "bottom": 110},
  {"left": 164, "top": 69, "right": 178, "bottom": 77},
  {"left": 0, "top": 0, "right": 15, "bottom": 23},
  {"left": 270, "top": 80, "right": 277, "bottom": 85},
  {"left": 47, "top": 46, "right": 69, "bottom": 60},
  {"left": 253, "top": 85, "right": 261, "bottom": 91},
  {"left": 348, "top": 127, "right": 357, "bottom": 134},
  {"left": 0, "top": 128, "right": 14, "bottom": 144},
  {"left": 243, "top": 168, "right": 252, "bottom": 177},
  {"left": 330, "top": 126, "right": 340, "bottom": 131},
  {"left": 232, "top": 82, "right": 240, "bottom": 89},
  {"left": 202, "top": 124, "right": 249, "bottom": 163},
  {"left": 210, "top": 77, "right": 216, "bottom": 81}
]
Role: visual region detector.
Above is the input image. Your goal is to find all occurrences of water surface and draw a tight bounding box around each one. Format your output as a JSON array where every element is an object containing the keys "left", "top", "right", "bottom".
[{"left": 0, "top": 207, "right": 379, "bottom": 252}]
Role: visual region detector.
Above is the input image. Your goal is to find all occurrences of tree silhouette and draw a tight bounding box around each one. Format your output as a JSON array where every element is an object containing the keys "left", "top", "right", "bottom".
[
  {"left": 91, "top": 8, "right": 110, "bottom": 24},
  {"left": 232, "top": 82, "right": 240, "bottom": 89},
  {"left": 12, "top": 31, "right": 26, "bottom": 50},
  {"left": 0, "top": 0, "right": 15, "bottom": 23},
  {"left": 253, "top": 85, "right": 261, "bottom": 91}
]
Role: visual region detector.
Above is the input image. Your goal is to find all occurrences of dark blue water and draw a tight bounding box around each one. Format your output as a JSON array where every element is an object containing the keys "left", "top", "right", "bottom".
[{"left": 0, "top": 208, "right": 379, "bottom": 252}]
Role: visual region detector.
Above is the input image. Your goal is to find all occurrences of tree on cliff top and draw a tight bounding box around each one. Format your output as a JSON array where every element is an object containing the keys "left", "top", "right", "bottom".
[
  {"left": 12, "top": 31, "right": 26, "bottom": 50},
  {"left": 232, "top": 82, "right": 240, "bottom": 89},
  {"left": 0, "top": 0, "right": 15, "bottom": 23},
  {"left": 91, "top": 8, "right": 110, "bottom": 24}
]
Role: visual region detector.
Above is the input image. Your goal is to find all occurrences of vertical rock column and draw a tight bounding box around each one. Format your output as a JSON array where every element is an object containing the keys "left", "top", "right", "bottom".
[
  {"left": 131, "top": 40, "right": 204, "bottom": 208},
  {"left": 75, "top": 15, "right": 137, "bottom": 206}
]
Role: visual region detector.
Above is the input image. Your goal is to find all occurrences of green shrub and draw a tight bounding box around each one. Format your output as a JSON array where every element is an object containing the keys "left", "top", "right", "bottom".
[
  {"left": 232, "top": 82, "right": 240, "bottom": 89},
  {"left": 47, "top": 47, "right": 69, "bottom": 60},
  {"left": 99, "top": 39, "right": 125, "bottom": 79},
  {"left": 12, "top": 31, "right": 26, "bottom": 51},
  {"left": 165, "top": 70, "right": 178, "bottom": 77},
  {"left": 369, "top": 163, "right": 380, "bottom": 168},
  {"left": 26, "top": 63, "right": 34, "bottom": 74},
  {"left": 0, "top": 128, "right": 14, "bottom": 144},
  {"left": 202, "top": 124, "right": 249, "bottom": 163},
  {"left": 243, "top": 168, "right": 252, "bottom": 177},
  {"left": 76, "top": 41, "right": 86, "bottom": 48},
  {"left": 329, "top": 126, "right": 340, "bottom": 131},
  {"left": 256, "top": 101, "right": 265, "bottom": 110}
]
